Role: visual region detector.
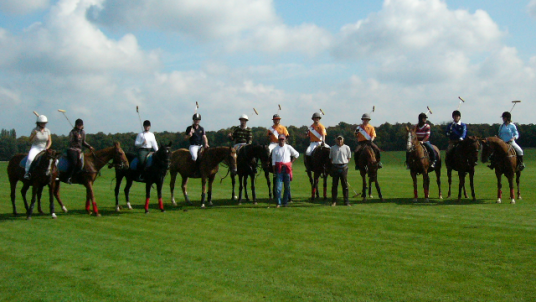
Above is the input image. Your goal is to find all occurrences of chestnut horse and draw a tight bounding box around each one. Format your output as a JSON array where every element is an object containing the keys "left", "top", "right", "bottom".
[
  {"left": 55, "top": 142, "right": 129, "bottom": 216},
  {"left": 480, "top": 137, "right": 521, "bottom": 204},
  {"left": 406, "top": 126, "right": 442, "bottom": 202},
  {"left": 446, "top": 136, "right": 480, "bottom": 202},
  {"left": 305, "top": 146, "right": 331, "bottom": 200},
  {"left": 114, "top": 142, "right": 172, "bottom": 213},
  {"left": 231, "top": 144, "right": 271, "bottom": 205},
  {"left": 8, "top": 149, "right": 61, "bottom": 219},
  {"left": 356, "top": 144, "right": 384, "bottom": 202},
  {"left": 170, "top": 147, "right": 237, "bottom": 207}
]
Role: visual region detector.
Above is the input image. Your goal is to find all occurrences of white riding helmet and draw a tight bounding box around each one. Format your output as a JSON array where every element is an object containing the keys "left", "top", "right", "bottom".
[
  {"left": 36, "top": 115, "right": 48, "bottom": 123},
  {"left": 239, "top": 114, "right": 249, "bottom": 121}
]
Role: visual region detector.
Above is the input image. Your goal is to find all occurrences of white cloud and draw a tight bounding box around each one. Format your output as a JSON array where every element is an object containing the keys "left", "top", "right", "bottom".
[
  {"left": 529, "top": 0, "right": 536, "bottom": 18},
  {"left": 0, "top": 0, "right": 50, "bottom": 14}
]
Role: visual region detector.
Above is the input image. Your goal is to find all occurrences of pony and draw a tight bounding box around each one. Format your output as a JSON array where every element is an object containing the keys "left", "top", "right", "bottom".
[
  {"left": 406, "top": 126, "right": 443, "bottom": 202},
  {"left": 169, "top": 147, "right": 237, "bottom": 207},
  {"left": 446, "top": 136, "right": 480, "bottom": 202},
  {"left": 480, "top": 137, "right": 521, "bottom": 204},
  {"left": 355, "top": 144, "right": 384, "bottom": 202},
  {"left": 54, "top": 142, "right": 129, "bottom": 216},
  {"left": 305, "top": 146, "right": 331, "bottom": 200},
  {"left": 114, "top": 142, "right": 172, "bottom": 213},
  {"left": 8, "top": 148, "right": 61, "bottom": 219},
  {"left": 230, "top": 144, "right": 271, "bottom": 205}
]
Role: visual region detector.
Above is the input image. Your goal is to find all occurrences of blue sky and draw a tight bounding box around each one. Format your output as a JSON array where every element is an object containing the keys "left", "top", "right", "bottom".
[{"left": 1, "top": 0, "right": 535, "bottom": 137}]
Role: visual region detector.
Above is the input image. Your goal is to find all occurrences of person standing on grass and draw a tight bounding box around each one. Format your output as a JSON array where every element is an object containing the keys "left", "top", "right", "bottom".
[
  {"left": 272, "top": 134, "right": 299, "bottom": 208},
  {"left": 330, "top": 135, "right": 351, "bottom": 206}
]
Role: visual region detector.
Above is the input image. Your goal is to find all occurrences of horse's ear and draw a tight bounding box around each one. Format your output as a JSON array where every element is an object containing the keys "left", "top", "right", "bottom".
[
  {"left": 405, "top": 125, "right": 409, "bottom": 131},
  {"left": 167, "top": 141, "right": 172, "bottom": 147},
  {"left": 114, "top": 141, "right": 120, "bottom": 148}
]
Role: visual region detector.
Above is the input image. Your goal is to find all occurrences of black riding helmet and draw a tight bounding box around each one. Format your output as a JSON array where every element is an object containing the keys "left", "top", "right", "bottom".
[
  {"left": 501, "top": 111, "right": 511, "bottom": 121},
  {"left": 75, "top": 119, "right": 84, "bottom": 126},
  {"left": 192, "top": 113, "right": 201, "bottom": 120},
  {"left": 418, "top": 112, "right": 428, "bottom": 121},
  {"left": 452, "top": 110, "right": 461, "bottom": 118},
  {"left": 143, "top": 120, "right": 151, "bottom": 127}
]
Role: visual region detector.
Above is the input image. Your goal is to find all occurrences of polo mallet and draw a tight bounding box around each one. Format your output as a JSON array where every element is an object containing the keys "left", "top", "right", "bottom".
[
  {"left": 320, "top": 109, "right": 325, "bottom": 115},
  {"left": 457, "top": 96, "right": 465, "bottom": 110},
  {"left": 253, "top": 108, "right": 259, "bottom": 115},
  {"left": 136, "top": 106, "right": 144, "bottom": 132},
  {"left": 425, "top": 106, "right": 433, "bottom": 115},
  {"left": 33, "top": 111, "right": 39, "bottom": 117},
  {"left": 277, "top": 104, "right": 282, "bottom": 114},
  {"left": 510, "top": 100, "right": 521, "bottom": 112},
  {"left": 369, "top": 106, "right": 376, "bottom": 114},
  {"left": 195, "top": 101, "right": 199, "bottom": 113},
  {"left": 57, "top": 109, "right": 74, "bottom": 128}
]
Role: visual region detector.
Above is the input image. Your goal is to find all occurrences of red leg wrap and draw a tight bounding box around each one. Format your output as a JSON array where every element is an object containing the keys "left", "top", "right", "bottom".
[
  {"left": 414, "top": 189, "right": 418, "bottom": 198},
  {"left": 86, "top": 201, "right": 90, "bottom": 212},
  {"left": 145, "top": 198, "right": 150, "bottom": 211},
  {"left": 158, "top": 198, "right": 164, "bottom": 211},
  {"left": 510, "top": 189, "right": 515, "bottom": 199},
  {"left": 92, "top": 202, "right": 98, "bottom": 214},
  {"left": 424, "top": 189, "right": 429, "bottom": 198},
  {"left": 498, "top": 190, "right": 502, "bottom": 199}
]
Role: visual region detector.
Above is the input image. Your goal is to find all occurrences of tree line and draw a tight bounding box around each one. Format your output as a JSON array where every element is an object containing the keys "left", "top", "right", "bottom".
[{"left": 1, "top": 122, "right": 535, "bottom": 161}]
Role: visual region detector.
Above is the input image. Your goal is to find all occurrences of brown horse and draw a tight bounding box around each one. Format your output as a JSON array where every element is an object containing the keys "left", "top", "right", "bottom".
[
  {"left": 356, "top": 144, "right": 384, "bottom": 202},
  {"left": 8, "top": 149, "right": 61, "bottom": 219},
  {"left": 446, "top": 136, "right": 480, "bottom": 202},
  {"left": 231, "top": 144, "right": 271, "bottom": 205},
  {"left": 305, "top": 146, "right": 331, "bottom": 200},
  {"left": 480, "top": 137, "right": 521, "bottom": 204},
  {"left": 406, "top": 126, "right": 442, "bottom": 202},
  {"left": 169, "top": 147, "right": 237, "bottom": 207},
  {"left": 55, "top": 142, "right": 129, "bottom": 216}
]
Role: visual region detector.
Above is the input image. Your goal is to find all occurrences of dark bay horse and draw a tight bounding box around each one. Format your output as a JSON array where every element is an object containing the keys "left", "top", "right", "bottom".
[
  {"left": 55, "top": 142, "right": 129, "bottom": 216},
  {"left": 356, "top": 144, "right": 383, "bottom": 202},
  {"left": 406, "top": 126, "right": 442, "bottom": 202},
  {"left": 305, "top": 146, "right": 331, "bottom": 200},
  {"left": 446, "top": 136, "right": 480, "bottom": 202},
  {"left": 114, "top": 142, "right": 172, "bottom": 213},
  {"left": 231, "top": 144, "right": 270, "bottom": 205},
  {"left": 170, "top": 147, "right": 237, "bottom": 207},
  {"left": 8, "top": 149, "right": 61, "bottom": 219},
  {"left": 480, "top": 137, "right": 521, "bottom": 204}
]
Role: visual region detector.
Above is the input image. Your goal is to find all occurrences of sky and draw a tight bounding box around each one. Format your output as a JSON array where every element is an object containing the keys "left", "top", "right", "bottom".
[{"left": 1, "top": 0, "right": 536, "bottom": 136}]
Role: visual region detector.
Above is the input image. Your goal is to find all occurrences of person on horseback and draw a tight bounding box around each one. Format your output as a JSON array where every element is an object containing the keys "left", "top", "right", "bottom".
[
  {"left": 24, "top": 115, "right": 52, "bottom": 179},
  {"left": 354, "top": 113, "right": 382, "bottom": 169},
  {"left": 497, "top": 111, "right": 525, "bottom": 171},
  {"left": 267, "top": 114, "right": 289, "bottom": 153},
  {"left": 407, "top": 113, "right": 436, "bottom": 169},
  {"left": 134, "top": 120, "right": 159, "bottom": 180},
  {"left": 228, "top": 114, "right": 252, "bottom": 149},
  {"left": 66, "top": 119, "right": 94, "bottom": 184},
  {"left": 185, "top": 113, "right": 209, "bottom": 162},
  {"left": 330, "top": 135, "right": 351, "bottom": 206},
  {"left": 272, "top": 134, "right": 299, "bottom": 207},
  {"left": 445, "top": 110, "right": 467, "bottom": 167},
  {"left": 305, "top": 112, "right": 328, "bottom": 171}
]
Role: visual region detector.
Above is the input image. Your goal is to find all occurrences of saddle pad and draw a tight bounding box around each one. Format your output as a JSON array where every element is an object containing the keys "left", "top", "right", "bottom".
[
  {"left": 130, "top": 153, "right": 154, "bottom": 171},
  {"left": 19, "top": 152, "right": 45, "bottom": 171},
  {"left": 58, "top": 153, "right": 85, "bottom": 172}
]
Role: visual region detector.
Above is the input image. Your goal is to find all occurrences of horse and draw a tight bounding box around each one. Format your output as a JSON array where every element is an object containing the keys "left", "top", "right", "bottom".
[
  {"left": 355, "top": 144, "right": 384, "bottom": 202},
  {"left": 8, "top": 149, "right": 62, "bottom": 219},
  {"left": 406, "top": 126, "right": 443, "bottom": 202},
  {"left": 230, "top": 144, "right": 271, "bottom": 205},
  {"left": 170, "top": 147, "right": 237, "bottom": 207},
  {"left": 446, "top": 136, "right": 480, "bottom": 202},
  {"left": 114, "top": 142, "right": 172, "bottom": 213},
  {"left": 305, "top": 146, "right": 331, "bottom": 200},
  {"left": 480, "top": 137, "right": 521, "bottom": 204},
  {"left": 54, "top": 142, "right": 129, "bottom": 216}
]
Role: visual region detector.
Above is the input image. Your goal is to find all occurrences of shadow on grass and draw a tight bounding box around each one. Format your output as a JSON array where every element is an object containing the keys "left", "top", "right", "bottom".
[{"left": 352, "top": 197, "right": 488, "bottom": 206}]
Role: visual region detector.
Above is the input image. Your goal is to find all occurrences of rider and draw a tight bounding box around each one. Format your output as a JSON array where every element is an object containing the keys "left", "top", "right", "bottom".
[
  {"left": 134, "top": 120, "right": 159, "bottom": 180},
  {"left": 185, "top": 113, "right": 209, "bottom": 164},
  {"left": 407, "top": 113, "right": 436, "bottom": 169},
  {"left": 267, "top": 114, "right": 289, "bottom": 153},
  {"left": 305, "top": 112, "right": 328, "bottom": 171},
  {"left": 497, "top": 111, "right": 525, "bottom": 171},
  {"left": 445, "top": 110, "right": 467, "bottom": 166},
  {"left": 228, "top": 114, "right": 252, "bottom": 149},
  {"left": 24, "top": 115, "right": 52, "bottom": 179},
  {"left": 354, "top": 113, "right": 382, "bottom": 169},
  {"left": 66, "top": 119, "right": 94, "bottom": 184}
]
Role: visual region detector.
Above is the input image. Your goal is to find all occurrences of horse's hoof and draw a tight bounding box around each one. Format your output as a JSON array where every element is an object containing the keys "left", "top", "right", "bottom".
[
  {"left": 233, "top": 196, "right": 238, "bottom": 200},
  {"left": 38, "top": 211, "right": 44, "bottom": 215},
  {"left": 201, "top": 204, "right": 205, "bottom": 208},
  {"left": 96, "top": 213, "right": 102, "bottom": 217},
  {"left": 439, "top": 195, "right": 443, "bottom": 200},
  {"left": 253, "top": 202, "right": 258, "bottom": 205},
  {"left": 51, "top": 213, "right": 57, "bottom": 219},
  {"left": 26, "top": 216, "right": 31, "bottom": 220},
  {"left": 369, "top": 195, "right": 373, "bottom": 198},
  {"left": 497, "top": 198, "right": 502, "bottom": 204},
  {"left": 161, "top": 210, "right": 166, "bottom": 212},
  {"left": 413, "top": 198, "right": 418, "bottom": 202},
  {"left": 116, "top": 206, "right": 121, "bottom": 212},
  {"left": 62, "top": 206, "right": 68, "bottom": 213},
  {"left": 145, "top": 210, "right": 149, "bottom": 214},
  {"left": 457, "top": 198, "right": 461, "bottom": 203},
  {"left": 380, "top": 198, "right": 385, "bottom": 202},
  {"left": 331, "top": 202, "right": 336, "bottom": 207},
  {"left": 425, "top": 198, "right": 429, "bottom": 203},
  {"left": 238, "top": 202, "right": 242, "bottom": 205},
  {"left": 510, "top": 199, "right": 516, "bottom": 204},
  {"left": 209, "top": 202, "right": 213, "bottom": 206},
  {"left": 362, "top": 198, "right": 367, "bottom": 202},
  {"left": 473, "top": 198, "right": 477, "bottom": 202},
  {"left": 127, "top": 202, "right": 133, "bottom": 210},
  {"left": 447, "top": 194, "right": 451, "bottom": 199},
  {"left": 518, "top": 195, "right": 522, "bottom": 200}
]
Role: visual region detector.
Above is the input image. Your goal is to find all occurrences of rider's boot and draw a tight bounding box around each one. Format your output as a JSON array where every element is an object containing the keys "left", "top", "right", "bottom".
[{"left": 517, "top": 155, "right": 525, "bottom": 171}]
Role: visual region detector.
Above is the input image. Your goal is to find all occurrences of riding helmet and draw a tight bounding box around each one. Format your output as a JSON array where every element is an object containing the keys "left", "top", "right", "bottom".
[
  {"left": 272, "top": 114, "right": 281, "bottom": 120},
  {"left": 501, "top": 111, "right": 511, "bottom": 121},
  {"left": 36, "top": 115, "right": 48, "bottom": 123},
  {"left": 418, "top": 112, "right": 428, "bottom": 120},
  {"left": 192, "top": 113, "right": 201, "bottom": 120},
  {"left": 239, "top": 114, "right": 249, "bottom": 121},
  {"left": 452, "top": 110, "right": 461, "bottom": 118},
  {"left": 312, "top": 112, "right": 322, "bottom": 120},
  {"left": 75, "top": 119, "right": 84, "bottom": 126},
  {"left": 143, "top": 120, "right": 151, "bottom": 127},
  {"left": 361, "top": 113, "right": 371, "bottom": 120}
]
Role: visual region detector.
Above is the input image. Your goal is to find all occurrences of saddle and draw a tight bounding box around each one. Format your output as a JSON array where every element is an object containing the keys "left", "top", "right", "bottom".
[
  {"left": 19, "top": 151, "right": 46, "bottom": 173},
  {"left": 57, "top": 152, "right": 85, "bottom": 172},
  {"left": 130, "top": 152, "right": 154, "bottom": 171}
]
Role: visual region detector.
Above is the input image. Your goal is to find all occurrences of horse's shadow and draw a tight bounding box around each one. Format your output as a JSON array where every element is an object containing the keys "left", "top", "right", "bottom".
[{"left": 358, "top": 197, "right": 488, "bottom": 206}]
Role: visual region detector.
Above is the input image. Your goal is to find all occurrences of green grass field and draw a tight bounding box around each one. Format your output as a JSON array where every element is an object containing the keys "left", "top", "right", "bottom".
[{"left": 1, "top": 150, "right": 535, "bottom": 301}]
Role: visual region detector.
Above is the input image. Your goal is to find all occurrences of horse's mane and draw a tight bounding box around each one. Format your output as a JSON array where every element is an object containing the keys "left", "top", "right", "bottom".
[{"left": 486, "top": 137, "right": 511, "bottom": 156}]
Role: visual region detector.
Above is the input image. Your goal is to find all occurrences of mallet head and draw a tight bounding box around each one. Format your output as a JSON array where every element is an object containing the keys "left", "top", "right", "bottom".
[
  {"left": 320, "top": 109, "right": 325, "bottom": 115},
  {"left": 33, "top": 111, "right": 39, "bottom": 117},
  {"left": 253, "top": 108, "right": 259, "bottom": 115},
  {"left": 58, "top": 109, "right": 66, "bottom": 113}
]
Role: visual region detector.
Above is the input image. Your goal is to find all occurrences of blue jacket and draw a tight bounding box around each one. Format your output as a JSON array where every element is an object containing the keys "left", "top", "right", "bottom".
[
  {"left": 446, "top": 122, "right": 467, "bottom": 140},
  {"left": 498, "top": 123, "right": 519, "bottom": 142}
]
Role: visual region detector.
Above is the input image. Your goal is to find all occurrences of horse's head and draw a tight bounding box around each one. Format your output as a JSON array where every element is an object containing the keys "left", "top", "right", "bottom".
[
  {"left": 463, "top": 136, "right": 481, "bottom": 164},
  {"left": 111, "top": 142, "right": 129, "bottom": 169},
  {"left": 43, "top": 148, "right": 60, "bottom": 177},
  {"left": 227, "top": 147, "right": 238, "bottom": 175},
  {"left": 480, "top": 138, "right": 492, "bottom": 163},
  {"left": 154, "top": 142, "right": 172, "bottom": 170},
  {"left": 405, "top": 125, "right": 416, "bottom": 152},
  {"left": 255, "top": 144, "right": 271, "bottom": 169}
]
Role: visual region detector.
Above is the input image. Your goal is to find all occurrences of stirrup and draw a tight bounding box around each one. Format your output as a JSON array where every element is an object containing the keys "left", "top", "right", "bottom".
[
  {"left": 378, "top": 162, "right": 383, "bottom": 168},
  {"left": 24, "top": 172, "right": 31, "bottom": 180}
]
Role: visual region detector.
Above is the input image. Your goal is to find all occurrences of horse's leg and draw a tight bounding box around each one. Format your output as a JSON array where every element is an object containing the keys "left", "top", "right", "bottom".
[
  {"left": 368, "top": 175, "right": 373, "bottom": 198},
  {"left": 323, "top": 174, "right": 327, "bottom": 200},
  {"left": 48, "top": 183, "right": 57, "bottom": 219},
  {"left": 87, "top": 182, "right": 100, "bottom": 217},
  {"left": 21, "top": 183, "right": 30, "bottom": 212},
  {"left": 457, "top": 171, "right": 465, "bottom": 202},
  {"left": 468, "top": 169, "right": 476, "bottom": 201},
  {"left": 114, "top": 173, "right": 123, "bottom": 211},
  {"left": 53, "top": 180, "right": 67, "bottom": 213},
  {"left": 10, "top": 179, "right": 18, "bottom": 216},
  {"left": 360, "top": 170, "right": 367, "bottom": 201},
  {"left": 435, "top": 166, "right": 442, "bottom": 200},
  {"left": 243, "top": 174, "right": 249, "bottom": 202},
  {"left": 374, "top": 176, "right": 384, "bottom": 201},
  {"left": 238, "top": 174, "right": 244, "bottom": 204},
  {"left": 36, "top": 185, "right": 44, "bottom": 214},
  {"left": 495, "top": 171, "right": 502, "bottom": 203},
  {"left": 157, "top": 179, "right": 165, "bottom": 212},
  {"left": 516, "top": 171, "right": 521, "bottom": 200},
  {"left": 200, "top": 177, "right": 207, "bottom": 208},
  {"left": 124, "top": 177, "right": 134, "bottom": 210},
  {"left": 250, "top": 173, "right": 257, "bottom": 204},
  {"left": 307, "top": 170, "right": 315, "bottom": 200},
  {"left": 411, "top": 172, "right": 418, "bottom": 202},
  {"left": 508, "top": 174, "right": 515, "bottom": 204},
  {"left": 423, "top": 173, "right": 430, "bottom": 202},
  {"left": 207, "top": 175, "right": 215, "bottom": 206},
  {"left": 181, "top": 177, "right": 192, "bottom": 205},
  {"left": 447, "top": 167, "right": 452, "bottom": 198},
  {"left": 264, "top": 170, "right": 272, "bottom": 199},
  {"left": 144, "top": 181, "right": 152, "bottom": 213},
  {"left": 170, "top": 171, "right": 178, "bottom": 205},
  {"left": 312, "top": 172, "right": 319, "bottom": 200},
  {"left": 462, "top": 175, "right": 468, "bottom": 199},
  {"left": 26, "top": 185, "right": 38, "bottom": 220}
]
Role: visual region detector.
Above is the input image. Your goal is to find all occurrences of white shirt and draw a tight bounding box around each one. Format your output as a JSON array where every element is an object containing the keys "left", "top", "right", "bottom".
[
  {"left": 272, "top": 144, "right": 299, "bottom": 165},
  {"left": 135, "top": 131, "right": 159, "bottom": 151}
]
